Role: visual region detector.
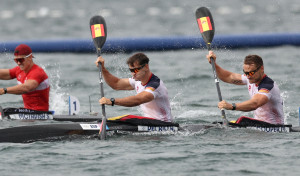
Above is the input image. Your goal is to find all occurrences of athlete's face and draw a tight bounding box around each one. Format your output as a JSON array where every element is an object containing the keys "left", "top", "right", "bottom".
[
  {"left": 14, "top": 54, "right": 32, "bottom": 71},
  {"left": 243, "top": 64, "right": 264, "bottom": 84},
  {"left": 129, "top": 62, "right": 147, "bottom": 81}
]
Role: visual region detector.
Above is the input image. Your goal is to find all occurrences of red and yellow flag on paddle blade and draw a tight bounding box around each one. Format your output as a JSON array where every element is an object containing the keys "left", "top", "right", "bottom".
[
  {"left": 91, "top": 24, "right": 105, "bottom": 38},
  {"left": 197, "top": 16, "right": 212, "bottom": 33}
]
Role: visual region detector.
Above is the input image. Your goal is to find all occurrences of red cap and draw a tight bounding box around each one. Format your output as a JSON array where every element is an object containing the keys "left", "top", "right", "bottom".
[{"left": 14, "top": 44, "right": 33, "bottom": 56}]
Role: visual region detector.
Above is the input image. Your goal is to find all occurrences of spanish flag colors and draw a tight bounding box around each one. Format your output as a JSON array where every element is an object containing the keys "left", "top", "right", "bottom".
[
  {"left": 91, "top": 24, "right": 105, "bottom": 38},
  {"left": 197, "top": 16, "right": 212, "bottom": 33}
]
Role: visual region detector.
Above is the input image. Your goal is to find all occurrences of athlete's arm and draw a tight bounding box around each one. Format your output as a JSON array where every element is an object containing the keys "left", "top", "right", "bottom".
[
  {"left": 214, "top": 64, "right": 243, "bottom": 85},
  {"left": 99, "top": 91, "right": 154, "bottom": 107},
  {"left": 0, "top": 69, "right": 11, "bottom": 80},
  {"left": 102, "top": 71, "right": 133, "bottom": 90},
  {"left": 95, "top": 56, "right": 134, "bottom": 90},
  {"left": 4, "top": 79, "right": 39, "bottom": 95},
  {"left": 218, "top": 94, "right": 269, "bottom": 111},
  {"left": 207, "top": 51, "right": 244, "bottom": 85},
  {"left": 235, "top": 94, "right": 269, "bottom": 111}
]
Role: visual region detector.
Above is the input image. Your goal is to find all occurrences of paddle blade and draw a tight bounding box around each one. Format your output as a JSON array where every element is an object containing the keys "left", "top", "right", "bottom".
[
  {"left": 98, "top": 120, "right": 107, "bottom": 140},
  {"left": 195, "top": 7, "right": 215, "bottom": 49},
  {"left": 90, "top": 15, "right": 107, "bottom": 56}
]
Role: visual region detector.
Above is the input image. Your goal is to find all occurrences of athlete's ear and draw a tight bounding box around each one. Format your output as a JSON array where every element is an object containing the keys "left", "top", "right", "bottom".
[
  {"left": 27, "top": 55, "right": 33, "bottom": 62},
  {"left": 145, "top": 64, "right": 149, "bottom": 70}
]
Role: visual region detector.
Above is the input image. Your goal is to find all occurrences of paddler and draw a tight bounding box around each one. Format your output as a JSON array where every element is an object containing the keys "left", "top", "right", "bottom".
[
  {"left": 206, "top": 51, "right": 284, "bottom": 124},
  {"left": 0, "top": 44, "right": 50, "bottom": 111},
  {"left": 95, "top": 52, "right": 173, "bottom": 122}
]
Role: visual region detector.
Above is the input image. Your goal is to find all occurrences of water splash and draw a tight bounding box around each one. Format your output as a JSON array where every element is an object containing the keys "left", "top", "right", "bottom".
[
  {"left": 281, "top": 90, "right": 291, "bottom": 124},
  {"left": 170, "top": 91, "right": 183, "bottom": 112},
  {"left": 41, "top": 63, "right": 68, "bottom": 114}
]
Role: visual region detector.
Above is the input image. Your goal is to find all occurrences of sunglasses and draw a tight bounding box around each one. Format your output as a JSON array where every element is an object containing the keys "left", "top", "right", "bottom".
[
  {"left": 243, "top": 65, "right": 261, "bottom": 76},
  {"left": 14, "top": 53, "right": 32, "bottom": 63},
  {"left": 129, "top": 64, "right": 145, "bottom": 73}
]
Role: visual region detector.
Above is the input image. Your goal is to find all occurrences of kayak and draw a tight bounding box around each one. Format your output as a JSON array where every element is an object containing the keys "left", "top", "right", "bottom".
[
  {"left": 0, "top": 113, "right": 299, "bottom": 143},
  {"left": 0, "top": 114, "right": 180, "bottom": 143},
  {"left": 2, "top": 105, "right": 300, "bottom": 143}
]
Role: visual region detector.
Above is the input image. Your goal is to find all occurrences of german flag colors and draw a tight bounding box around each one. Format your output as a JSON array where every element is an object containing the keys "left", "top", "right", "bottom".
[
  {"left": 259, "top": 89, "right": 270, "bottom": 93},
  {"left": 197, "top": 16, "right": 213, "bottom": 33},
  {"left": 91, "top": 24, "right": 105, "bottom": 38},
  {"left": 146, "top": 87, "right": 155, "bottom": 92}
]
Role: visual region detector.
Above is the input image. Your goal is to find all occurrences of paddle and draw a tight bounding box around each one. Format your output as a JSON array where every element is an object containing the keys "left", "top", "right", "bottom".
[
  {"left": 0, "top": 106, "right": 4, "bottom": 120},
  {"left": 195, "top": 7, "right": 229, "bottom": 127},
  {"left": 89, "top": 15, "right": 108, "bottom": 139}
]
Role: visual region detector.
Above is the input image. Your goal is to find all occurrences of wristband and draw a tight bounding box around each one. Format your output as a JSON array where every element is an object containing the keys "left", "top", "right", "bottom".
[
  {"left": 3, "top": 88, "right": 7, "bottom": 94},
  {"left": 110, "top": 98, "right": 115, "bottom": 106},
  {"left": 232, "top": 103, "right": 236, "bottom": 110}
]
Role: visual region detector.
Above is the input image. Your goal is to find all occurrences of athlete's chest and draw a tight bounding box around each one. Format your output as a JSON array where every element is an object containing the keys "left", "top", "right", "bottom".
[
  {"left": 247, "top": 84, "right": 259, "bottom": 96},
  {"left": 135, "top": 83, "right": 146, "bottom": 93}
]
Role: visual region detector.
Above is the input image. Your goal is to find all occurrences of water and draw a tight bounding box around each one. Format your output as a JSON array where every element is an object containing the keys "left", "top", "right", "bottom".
[{"left": 1, "top": 0, "right": 300, "bottom": 175}]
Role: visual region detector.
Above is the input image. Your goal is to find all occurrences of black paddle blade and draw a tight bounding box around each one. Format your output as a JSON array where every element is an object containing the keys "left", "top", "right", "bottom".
[
  {"left": 90, "top": 15, "right": 107, "bottom": 56},
  {"left": 195, "top": 7, "right": 215, "bottom": 49}
]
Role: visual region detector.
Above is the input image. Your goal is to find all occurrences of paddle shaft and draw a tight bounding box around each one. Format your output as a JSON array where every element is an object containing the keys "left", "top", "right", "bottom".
[
  {"left": 89, "top": 96, "right": 92, "bottom": 113},
  {"left": 97, "top": 51, "right": 107, "bottom": 140},
  {"left": 207, "top": 50, "right": 226, "bottom": 122},
  {"left": 206, "top": 46, "right": 227, "bottom": 125}
]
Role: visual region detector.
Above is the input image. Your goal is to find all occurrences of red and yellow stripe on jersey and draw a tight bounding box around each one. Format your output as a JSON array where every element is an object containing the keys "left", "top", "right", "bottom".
[
  {"left": 259, "top": 88, "right": 270, "bottom": 93},
  {"left": 146, "top": 87, "right": 155, "bottom": 91}
]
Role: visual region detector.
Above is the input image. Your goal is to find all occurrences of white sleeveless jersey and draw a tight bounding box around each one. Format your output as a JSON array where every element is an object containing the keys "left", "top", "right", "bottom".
[
  {"left": 241, "top": 74, "right": 284, "bottom": 124},
  {"left": 129, "top": 74, "right": 173, "bottom": 122}
]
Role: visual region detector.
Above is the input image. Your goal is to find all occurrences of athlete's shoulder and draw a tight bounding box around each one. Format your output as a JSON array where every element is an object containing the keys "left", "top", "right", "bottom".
[
  {"left": 27, "top": 65, "right": 48, "bottom": 82},
  {"left": 146, "top": 74, "right": 161, "bottom": 89},
  {"left": 258, "top": 76, "right": 274, "bottom": 92},
  {"left": 241, "top": 74, "right": 249, "bottom": 84},
  {"left": 33, "top": 64, "right": 46, "bottom": 71},
  {"left": 9, "top": 66, "right": 22, "bottom": 78},
  {"left": 9, "top": 66, "right": 21, "bottom": 73},
  {"left": 31, "top": 64, "right": 47, "bottom": 75}
]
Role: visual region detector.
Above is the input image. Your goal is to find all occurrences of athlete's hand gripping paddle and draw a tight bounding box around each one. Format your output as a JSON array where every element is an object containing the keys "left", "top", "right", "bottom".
[
  {"left": 195, "top": 7, "right": 229, "bottom": 127},
  {"left": 90, "top": 15, "right": 108, "bottom": 139}
]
